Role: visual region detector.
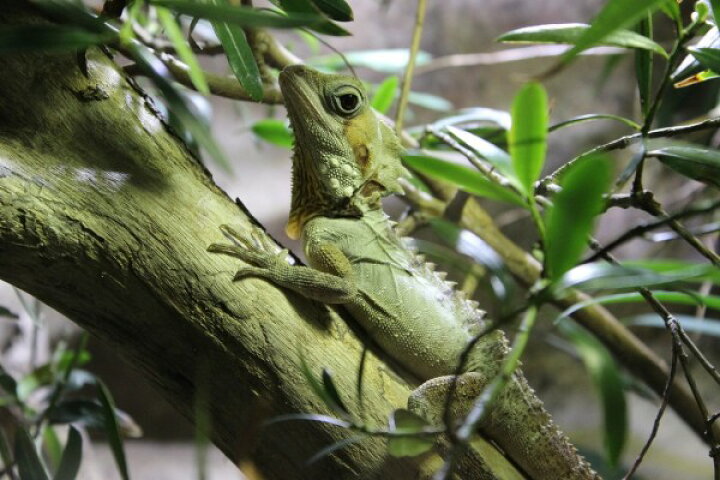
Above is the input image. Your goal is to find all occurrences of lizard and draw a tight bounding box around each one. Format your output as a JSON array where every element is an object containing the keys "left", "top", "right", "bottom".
[{"left": 208, "top": 64, "right": 600, "bottom": 480}]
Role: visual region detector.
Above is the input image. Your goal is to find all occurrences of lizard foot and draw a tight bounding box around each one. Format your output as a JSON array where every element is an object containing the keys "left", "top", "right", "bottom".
[{"left": 208, "top": 225, "right": 290, "bottom": 276}]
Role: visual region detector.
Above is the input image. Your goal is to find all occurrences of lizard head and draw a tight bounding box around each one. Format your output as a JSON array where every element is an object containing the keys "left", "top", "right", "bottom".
[{"left": 279, "top": 65, "right": 407, "bottom": 239}]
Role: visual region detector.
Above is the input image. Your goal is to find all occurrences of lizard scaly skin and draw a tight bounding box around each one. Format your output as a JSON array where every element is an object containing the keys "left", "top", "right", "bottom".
[{"left": 210, "top": 65, "right": 600, "bottom": 480}]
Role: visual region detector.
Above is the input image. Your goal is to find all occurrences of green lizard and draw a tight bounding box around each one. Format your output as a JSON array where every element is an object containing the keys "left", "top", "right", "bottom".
[{"left": 209, "top": 65, "right": 600, "bottom": 480}]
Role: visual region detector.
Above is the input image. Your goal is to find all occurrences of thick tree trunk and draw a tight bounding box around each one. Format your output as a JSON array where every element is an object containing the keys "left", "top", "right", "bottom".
[{"left": 0, "top": 4, "right": 524, "bottom": 479}]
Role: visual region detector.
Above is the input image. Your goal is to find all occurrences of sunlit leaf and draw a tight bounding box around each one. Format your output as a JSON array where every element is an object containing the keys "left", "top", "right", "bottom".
[
  {"left": 509, "top": 82, "right": 548, "bottom": 197},
  {"left": 53, "top": 426, "right": 82, "bottom": 480},
  {"left": 649, "top": 145, "right": 720, "bottom": 188},
  {"left": 309, "top": 49, "right": 432, "bottom": 73},
  {"left": 210, "top": 0, "right": 264, "bottom": 101},
  {"left": 251, "top": 119, "right": 294, "bottom": 149},
  {"left": 498, "top": 23, "right": 667, "bottom": 57},
  {"left": 544, "top": 155, "right": 610, "bottom": 282},
  {"left": 688, "top": 46, "right": 720, "bottom": 75},
  {"left": 311, "top": 0, "right": 353, "bottom": 21},
  {"left": 445, "top": 125, "right": 514, "bottom": 178},
  {"left": 0, "top": 305, "right": 17, "bottom": 319},
  {"left": 0, "top": 25, "right": 113, "bottom": 53},
  {"left": 549, "top": 114, "right": 640, "bottom": 132},
  {"left": 558, "top": 262, "right": 719, "bottom": 291},
  {"left": 157, "top": 6, "right": 209, "bottom": 94},
  {"left": 371, "top": 76, "right": 399, "bottom": 114},
  {"left": 403, "top": 154, "right": 525, "bottom": 206},
  {"left": 674, "top": 69, "right": 720, "bottom": 88},
  {"left": 387, "top": 409, "right": 434, "bottom": 457},
  {"left": 432, "top": 108, "right": 511, "bottom": 131},
  {"left": 671, "top": 27, "right": 720, "bottom": 82},
  {"left": 559, "top": 321, "right": 627, "bottom": 467},
  {"left": 150, "top": 0, "right": 326, "bottom": 29},
  {"left": 561, "top": 0, "right": 667, "bottom": 63},
  {"left": 15, "top": 427, "right": 49, "bottom": 480},
  {"left": 625, "top": 314, "right": 720, "bottom": 336},
  {"left": 264, "top": 412, "right": 352, "bottom": 428}
]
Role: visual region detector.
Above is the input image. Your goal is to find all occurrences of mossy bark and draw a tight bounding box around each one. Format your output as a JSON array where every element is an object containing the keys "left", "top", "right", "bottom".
[{"left": 0, "top": 4, "right": 525, "bottom": 479}]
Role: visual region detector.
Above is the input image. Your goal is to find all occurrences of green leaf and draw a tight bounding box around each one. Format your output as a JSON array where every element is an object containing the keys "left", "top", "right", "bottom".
[
  {"left": 660, "top": 0, "right": 682, "bottom": 23},
  {"left": 445, "top": 126, "right": 514, "bottom": 178},
  {"left": 556, "top": 290, "right": 720, "bottom": 323},
  {"left": 299, "top": 355, "right": 350, "bottom": 418},
  {"left": 97, "top": 381, "right": 129, "bottom": 480},
  {"left": 15, "top": 427, "right": 49, "bottom": 480},
  {"left": 689, "top": 46, "right": 720, "bottom": 76},
  {"left": 17, "top": 365, "right": 54, "bottom": 402},
  {"left": 306, "top": 436, "right": 366, "bottom": 465},
  {"left": 251, "top": 119, "right": 294, "bottom": 149},
  {"left": 309, "top": 49, "right": 432, "bottom": 73},
  {"left": 549, "top": 114, "right": 640, "bottom": 132},
  {"left": 402, "top": 154, "right": 525, "bottom": 207},
  {"left": 387, "top": 409, "right": 434, "bottom": 457},
  {"left": 150, "top": 0, "right": 326, "bottom": 29},
  {"left": 371, "top": 76, "right": 399, "bottom": 114},
  {"left": 625, "top": 314, "right": 720, "bottom": 336},
  {"left": 42, "top": 426, "right": 62, "bottom": 472},
  {"left": 635, "top": 14, "right": 653, "bottom": 116},
  {"left": 649, "top": 145, "right": 720, "bottom": 188},
  {"left": 311, "top": 0, "right": 353, "bottom": 22},
  {"left": 509, "top": 82, "right": 548, "bottom": 197},
  {"left": 156, "top": 6, "right": 209, "bottom": 94},
  {"left": 622, "top": 259, "right": 720, "bottom": 283},
  {"left": 321, "top": 369, "right": 349, "bottom": 416},
  {"left": 558, "top": 262, "right": 719, "bottom": 291},
  {"left": 432, "top": 108, "right": 511, "bottom": 131},
  {"left": 674, "top": 69, "right": 720, "bottom": 88},
  {"left": 562, "top": 0, "right": 667, "bottom": 63},
  {"left": 277, "top": 0, "right": 350, "bottom": 35},
  {"left": 53, "top": 427, "right": 82, "bottom": 480},
  {"left": 672, "top": 27, "right": 720, "bottom": 82},
  {"left": 711, "top": 0, "right": 720, "bottom": 25},
  {"left": 128, "top": 43, "right": 231, "bottom": 170},
  {"left": 498, "top": 23, "right": 667, "bottom": 58},
  {"left": 559, "top": 321, "right": 627, "bottom": 467},
  {"left": 544, "top": 155, "right": 611, "bottom": 283},
  {"left": 210, "top": 0, "right": 264, "bottom": 101},
  {"left": 0, "top": 25, "right": 113, "bottom": 53}
]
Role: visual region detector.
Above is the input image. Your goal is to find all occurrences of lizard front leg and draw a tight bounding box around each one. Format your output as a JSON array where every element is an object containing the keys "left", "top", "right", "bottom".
[{"left": 208, "top": 225, "right": 357, "bottom": 304}]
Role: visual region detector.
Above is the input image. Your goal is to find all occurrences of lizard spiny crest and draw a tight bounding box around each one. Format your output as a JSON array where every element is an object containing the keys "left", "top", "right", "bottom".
[{"left": 279, "top": 65, "right": 407, "bottom": 239}]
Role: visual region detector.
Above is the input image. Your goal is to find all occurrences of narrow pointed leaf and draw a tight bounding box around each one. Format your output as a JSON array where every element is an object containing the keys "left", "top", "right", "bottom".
[
  {"left": 559, "top": 321, "right": 627, "bottom": 467},
  {"left": 387, "top": 409, "right": 435, "bottom": 457},
  {"left": 309, "top": 49, "right": 432, "bottom": 73},
  {"left": 156, "top": 7, "right": 209, "bottom": 94},
  {"left": 321, "top": 369, "right": 349, "bottom": 416},
  {"left": 433, "top": 108, "right": 511, "bottom": 131},
  {"left": 15, "top": 427, "right": 49, "bottom": 480},
  {"left": 672, "top": 27, "right": 720, "bottom": 82},
  {"left": 210, "top": 0, "right": 263, "bottom": 101},
  {"left": 649, "top": 145, "right": 720, "bottom": 188},
  {"left": 251, "top": 119, "right": 294, "bottom": 149},
  {"left": 562, "top": 0, "right": 667, "bottom": 63},
  {"left": 509, "top": 82, "right": 548, "bottom": 196},
  {"left": 150, "top": 0, "right": 326, "bottom": 29},
  {"left": 0, "top": 25, "right": 113, "bottom": 53},
  {"left": 635, "top": 14, "right": 653, "bottom": 116},
  {"left": 498, "top": 23, "right": 666, "bottom": 57},
  {"left": 544, "top": 155, "right": 611, "bottom": 283},
  {"left": 403, "top": 155, "right": 525, "bottom": 207},
  {"left": 311, "top": 0, "right": 353, "bottom": 22},
  {"left": 371, "top": 76, "right": 399, "bottom": 114},
  {"left": 558, "top": 262, "right": 719, "bottom": 291},
  {"left": 128, "top": 44, "right": 231, "bottom": 170},
  {"left": 278, "top": 0, "right": 350, "bottom": 36},
  {"left": 445, "top": 125, "right": 514, "bottom": 177},
  {"left": 53, "top": 426, "right": 82, "bottom": 480},
  {"left": 549, "top": 114, "right": 639, "bottom": 132},
  {"left": 97, "top": 381, "right": 129, "bottom": 480},
  {"left": 674, "top": 69, "right": 720, "bottom": 88},
  {"left": 688, "top": 46, "right": 720, "bottom": 75}
]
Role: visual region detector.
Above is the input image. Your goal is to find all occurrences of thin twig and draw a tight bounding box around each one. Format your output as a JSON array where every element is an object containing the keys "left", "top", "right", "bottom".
[
  {"left": 623, "top": 343, "right": 678, "bottom": 479},
  {"left": 395, "top": 0, "right": 428, "bottom": 135},
  {"left": 584, "top": 199, "right": 720, "bottom": 262}
]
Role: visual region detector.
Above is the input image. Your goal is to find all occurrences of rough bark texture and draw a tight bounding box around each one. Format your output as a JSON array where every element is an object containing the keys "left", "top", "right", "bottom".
[{"left": 0, "top": 4, "right": 525, "bottom": 479}]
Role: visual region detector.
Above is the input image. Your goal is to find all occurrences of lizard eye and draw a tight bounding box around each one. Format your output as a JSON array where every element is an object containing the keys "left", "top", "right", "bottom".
[{"left": 329, "top": 86, "right": 363, "bottom": 117}]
